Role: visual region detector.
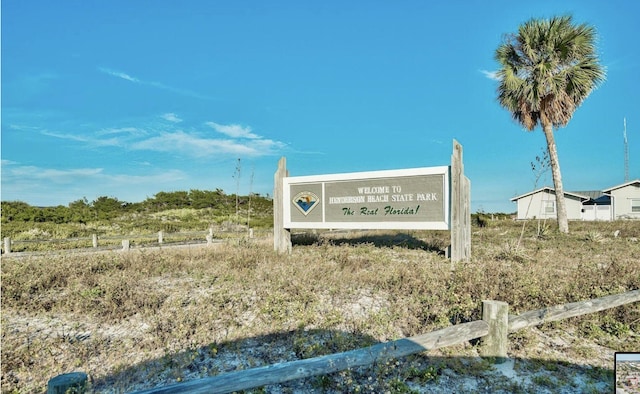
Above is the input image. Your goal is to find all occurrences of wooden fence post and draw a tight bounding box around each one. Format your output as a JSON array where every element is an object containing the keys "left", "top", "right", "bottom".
[
  {"left": 122, "top": 240, "right": 130, "bottom": 251},
  {"left": 273, "top": 157, "right": 291, "bottom": 254},
  {"left": 449, "top": 140, "right": 471, "bottom": 264},
  {"left": 480, "top": 300, "right": 508, "bottom": 363},
  {"left": 158, "top": 231, "right": 163, "bottom": 244},
  {"left": 4, "top": 237, "right": 11, "bottom": 254},
  {"left": 47, "top": 372, "right": 87, "bottom": 394},
  {"left": 206, "top": 234, "right": 213, "bottom": 245},
  {"left": 92, "top": 234, "right": 98, "bottom": 248}
]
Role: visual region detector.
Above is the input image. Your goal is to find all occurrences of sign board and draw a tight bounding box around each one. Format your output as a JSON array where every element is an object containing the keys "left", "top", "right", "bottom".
[
  {"left": 274, "top": 140, "right": 470, "bottom": 262},
  {"left": 283, "top": 166, "right": 450, "bottom": 230}
]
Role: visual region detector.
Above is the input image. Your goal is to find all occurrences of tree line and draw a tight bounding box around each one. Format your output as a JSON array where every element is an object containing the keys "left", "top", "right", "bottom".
[{"left": 1, "top": 189, "right": 271, "bottom": 224}]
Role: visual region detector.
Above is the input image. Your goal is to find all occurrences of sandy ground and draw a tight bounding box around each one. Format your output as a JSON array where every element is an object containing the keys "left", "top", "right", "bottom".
[{"left": 3, "top": 308, "right": 620, "bottom": 393}]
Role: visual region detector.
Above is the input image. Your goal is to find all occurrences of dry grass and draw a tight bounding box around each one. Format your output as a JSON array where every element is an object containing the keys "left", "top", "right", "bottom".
[{"left": 2, "top": 220, "right": 639, "bottom": 393}]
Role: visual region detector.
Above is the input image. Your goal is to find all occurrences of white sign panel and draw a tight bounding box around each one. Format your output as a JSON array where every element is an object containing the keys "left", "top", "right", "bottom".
[{"left": 283, "top": 166, "right": 450, "bottom": 230}]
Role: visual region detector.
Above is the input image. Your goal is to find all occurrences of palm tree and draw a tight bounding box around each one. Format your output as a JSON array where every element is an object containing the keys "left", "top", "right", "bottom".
[{"left": 495, "top": 15, "right": 605, "bottom": 233}]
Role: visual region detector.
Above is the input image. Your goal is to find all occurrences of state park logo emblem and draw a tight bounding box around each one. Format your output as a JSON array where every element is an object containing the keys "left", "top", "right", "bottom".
[{"left": 292, "top": 191, "right": 320, "bottom": 216}]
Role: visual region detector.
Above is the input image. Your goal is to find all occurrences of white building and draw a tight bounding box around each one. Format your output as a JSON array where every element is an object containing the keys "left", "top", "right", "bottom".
[
  {"left": 510, "top": 187, "right": 588, "bottom": 220},
  {"left": 603, "top": 179, "right": 640, "bottom": 220},
  {"left": 511, "top": 179, "right": 640, "bottom": 221}
]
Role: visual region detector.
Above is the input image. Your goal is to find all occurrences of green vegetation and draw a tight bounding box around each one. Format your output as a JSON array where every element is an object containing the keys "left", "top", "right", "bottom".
[{"left": 1, "top": 190, "right": 273, "bottom": 252}]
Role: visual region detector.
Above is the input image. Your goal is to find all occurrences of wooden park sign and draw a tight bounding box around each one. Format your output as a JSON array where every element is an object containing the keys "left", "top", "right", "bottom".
[
  {"left": 284, "top": 166, "right": 449, "bottom": 229},
  {"left": 274, "top": 140, "right": 470, "bottom": 261}
]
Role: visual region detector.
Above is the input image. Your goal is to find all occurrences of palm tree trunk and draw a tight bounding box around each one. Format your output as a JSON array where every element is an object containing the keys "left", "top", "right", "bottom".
[{"left": 542, "top": 121, "right": 569, "bottom": 233}]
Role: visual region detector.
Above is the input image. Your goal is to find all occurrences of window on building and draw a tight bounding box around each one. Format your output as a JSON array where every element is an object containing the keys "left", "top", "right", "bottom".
[
  {"left": 632, "top": 199, "right": 640, "bottom": 213},
  {"left": 544, "top": 200, "right": 555, "bottom": 214}
]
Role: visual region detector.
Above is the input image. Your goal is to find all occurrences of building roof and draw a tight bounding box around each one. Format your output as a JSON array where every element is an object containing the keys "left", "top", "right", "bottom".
[
  {"left": 602, "top": 179, "right": 640, "bottom": 192},
  {"left": 582, "top": 194, "right": 611, "bottom": 205},
  {"left": 510, "top": 187, "right": 590, "bottom": 202},
  {"left": 570, "top": 190, "right": 604, "bottom": 200}
]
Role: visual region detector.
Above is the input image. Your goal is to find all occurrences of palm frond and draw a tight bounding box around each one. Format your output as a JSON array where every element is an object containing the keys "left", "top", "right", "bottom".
[{"left": 494, "top": 15, "right": 605, "bottom": 131}]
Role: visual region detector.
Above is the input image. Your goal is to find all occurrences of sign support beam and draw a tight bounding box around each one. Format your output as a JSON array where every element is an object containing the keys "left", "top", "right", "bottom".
[
  {"left": 449, "top": 139, "right": 471, "bottom": 263},
  {"left": 273, "top": 157, "right": 291, "bottom": 254}
]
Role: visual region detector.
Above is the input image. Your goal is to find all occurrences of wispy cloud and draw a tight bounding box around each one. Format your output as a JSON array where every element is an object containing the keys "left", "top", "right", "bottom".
[
  {"left": 162, "top": 113, "right": 182, "bottom": 123},
  {"left": 1, "top": 162, "right": 188, "bottom": 205},
  {"left": 123, "top": 120, "right": 286, "bottom": 157},
  {"left": 103, "top": 169, "right": 186, "bottom": 185},
  {"left": 3, "top": 164, "right": 184, "bottom": 186},
  {"left": 206, "top": 122, "right": 260, "bottom": 139},
  {"left": 7, "top": 108, "right": 287, "bottom": 160},
  {"left": 98, "top": 67, "right": 140, "bottom": 83},
  {"left": 41, "top": 130, "right": 91, "bottom": 142},
  {"left": 93, "top": 127, "right": 147, "bottom": 146},
  {"left": 40, "top": 129, "right": 130, "bottom": 148},
  {"left": 98, "top": 67, "right": 212, "bottom": 100},
  {"left": 96, "top": 127, "right": 146, "bottom": 136},
  {"left": 9, "top": 124, "right": 42, "bottom": 131},
  {"left": 481, "top": 69, "right": 500, "bottom": 81},
  {"left": 7, "top": 165, "right": 104, "bottom": 184},
  {"left": 130, "top": 130, "right": 283, "bottom": 157}
]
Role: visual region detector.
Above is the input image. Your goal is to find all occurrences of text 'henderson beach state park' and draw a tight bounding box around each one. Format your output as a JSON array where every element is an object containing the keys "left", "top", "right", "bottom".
[{"left": 328, "top": 185, "right": 439, "bottom": 216}]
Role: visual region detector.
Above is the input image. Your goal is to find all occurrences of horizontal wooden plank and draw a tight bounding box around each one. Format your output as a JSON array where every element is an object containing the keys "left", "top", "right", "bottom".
[
  {"left": 134, "top": 320, "right": 489, "bottom": 394},
  {"left": 508, "top": 289, "right": 640, "bottom": 333}
]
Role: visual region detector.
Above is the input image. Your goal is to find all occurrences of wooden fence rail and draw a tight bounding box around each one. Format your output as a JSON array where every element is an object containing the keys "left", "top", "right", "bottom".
[
  {"left": 508, "top": 289, "right": 640, "bottom": 333},
  {"left": 117, "top": 289, "right": 639, "bottom": 394},
  {"left": 2, "top": 227, "right": 269, "bottom": 255},
  {"left": 135, "top": 320, "right": 490, "bottom": 394}
]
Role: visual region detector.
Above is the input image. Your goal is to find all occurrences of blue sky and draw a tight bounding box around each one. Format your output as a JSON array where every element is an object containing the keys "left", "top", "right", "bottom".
[{"left": 2, "top": 1, "right": 638, "bottom": 212}]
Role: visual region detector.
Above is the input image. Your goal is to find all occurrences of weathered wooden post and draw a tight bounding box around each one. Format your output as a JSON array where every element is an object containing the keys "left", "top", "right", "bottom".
[
  {"left": 274, "top": 157, "right": 291, "bottom": 254},
  {"left": 449, "top": 140, "right": 471, "bottom": 264},
  {"left": 92, "top": 234, "right": 98, "bottom": 248},
  {"left": 47, "top": 372, "right": 87, "bottom": 394},
  {"left": 122, "top": 240, "right": 130, "bottom": 251},
  {"left": 480, "top": 300, "right": 509, "bottom": 363},
  {"left": 206, "top": 234, "right": 213, "bottom": 245},
  {"left": 4, "top": 237, "right": 11, "bottom": 254},
  {"left": 158, "top": 230, "right": 164, "bottom": 244}
]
